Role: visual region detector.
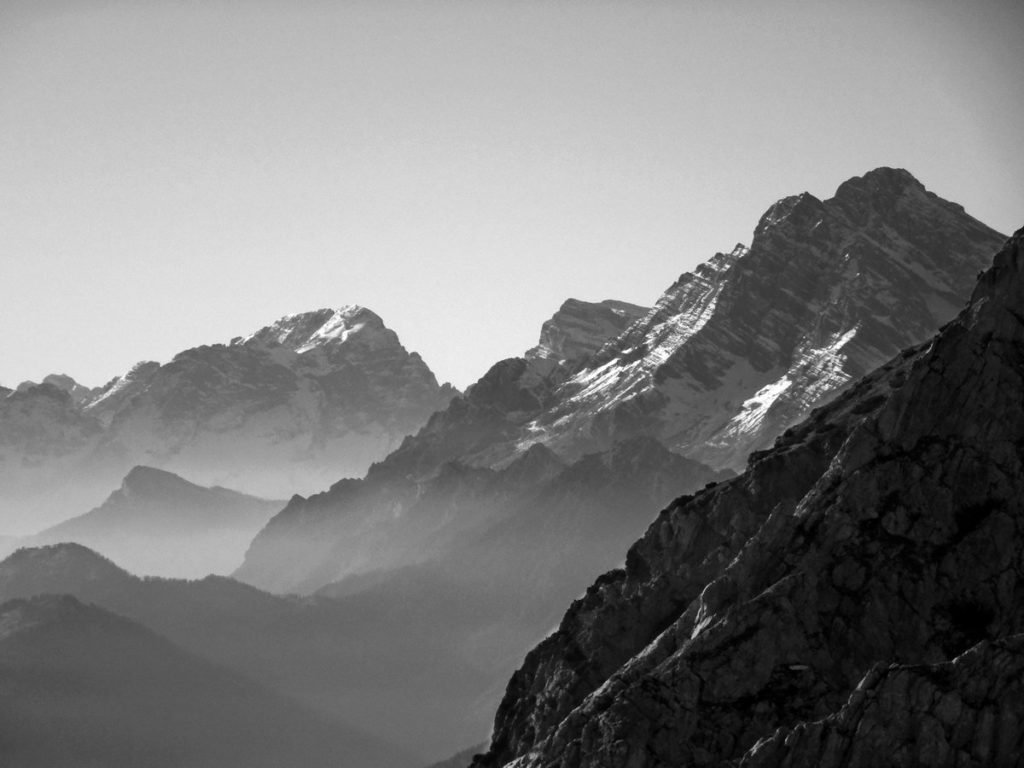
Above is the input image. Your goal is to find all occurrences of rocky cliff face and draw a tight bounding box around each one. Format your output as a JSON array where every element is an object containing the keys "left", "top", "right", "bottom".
[
  {"left": 526, "top": 299, "right": 648, "bottom": 366},
  {"left": 0, "top": 306, "right": 455, "bottom": 531},
  {"left": 473, "top": 228, "right": 1024, "bottom": 768},
  {"left": 521, "top": 168, "right": 1005, "bottom": 472}
]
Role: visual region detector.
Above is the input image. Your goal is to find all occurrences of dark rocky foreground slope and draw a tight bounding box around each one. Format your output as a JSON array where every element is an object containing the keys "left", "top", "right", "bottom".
[
  {"left": 0, "top": 594, "right": 409, "bottom": 768},
  {"left": 474, "top": 228, "right": 1024, "bottom": 768}
]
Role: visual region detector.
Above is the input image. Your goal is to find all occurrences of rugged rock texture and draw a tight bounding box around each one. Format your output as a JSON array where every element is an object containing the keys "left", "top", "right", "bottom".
[
  {"left": 88, "top": 305, "right": 458, "bottom": 496},
  {"left": 741, "top": 635, "right": 1024, "bottom": 768},
  {"left": 475, "top": 228, "right": 1024, "bottom": 768},
  {"left": 0, "top": 305, "right": 455, "bottom": 531},
  {"left": 14, "top": 466, "right": 282, "bottom": 577},
  {"left": 526, "top": 299, "right": 648, "bottom": 366},
  {"left": 0, "top": 593, "right": 410, "bottom": 768},
  {"left": 524, "top": 168, "right": 1005, "bottom": 471},
  {"left": 238, "top": 169, "right": 1001, "bottom": 597}
]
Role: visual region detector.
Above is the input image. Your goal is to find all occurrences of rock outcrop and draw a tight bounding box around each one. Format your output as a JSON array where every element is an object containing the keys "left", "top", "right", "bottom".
[
  {"left": 741, "top": 635, "right": 1024, "bottom": 768},
  {"left": 475, "top": 228, "right": 1024, "bottom": 768}
]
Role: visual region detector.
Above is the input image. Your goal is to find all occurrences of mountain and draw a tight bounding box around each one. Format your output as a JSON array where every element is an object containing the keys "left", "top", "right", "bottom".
[
  {"left": 237, "top": 168, "right": 1001, "bottom": 596},
  {"left": 0, "top": 305, "right": 456, "bottom": 531},
  {"left": 19, "top": 466, "right": 283, "bottom": 577},
  {"left": 521, "top": 167, "right": 1005, "bottom": 471},
  {"left": 87, "top": 305, "right": 458, "bottom": 496},
  {"left": 0, "top": 593, "right": 410, "bottom": 768},
  {"left": 471, "top": 228, "right": 1024, "bottom": 768},
  {"left": 0, "top": 542, "right": 494, "bottom": 763}
]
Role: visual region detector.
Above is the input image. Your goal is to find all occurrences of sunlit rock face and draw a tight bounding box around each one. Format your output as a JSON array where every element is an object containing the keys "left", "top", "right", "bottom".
[
  {"left": 0, "top": 306, "right": 456, "bottom": 530},
  {"left": 519, "top": 167, "right": 1005, "bottom": 472},
  {"left": 472, "top": 228, "right": 1024, "bottom": 768}
]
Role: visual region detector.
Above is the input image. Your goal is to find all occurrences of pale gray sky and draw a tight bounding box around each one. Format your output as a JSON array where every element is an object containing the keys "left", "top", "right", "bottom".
[{"left": 2, "top": 0, "right": 1022, "bottom": 390}]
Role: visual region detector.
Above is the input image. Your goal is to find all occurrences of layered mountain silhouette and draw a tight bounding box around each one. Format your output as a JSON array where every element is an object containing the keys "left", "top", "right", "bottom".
[
  {"left": 0, "top": 542, "right": 492, "bottom": 761},
  {"left": 238, "top": 168, "right": 1003, "bottom": 596},
  {"left": 471, "top": 228, "right": 1024, "bottom": 767},
  {"left": 10, "top": 466, "right": 283, "bottom": 577},
  {"left": 0, "top": 305, "right": 455, "bottom": 531},
  {"left": 0, "top": 593, "right": 409, "bottom": 768},
  {"left": 0, "top": 168, "right": 1011, "bottom": 767}
]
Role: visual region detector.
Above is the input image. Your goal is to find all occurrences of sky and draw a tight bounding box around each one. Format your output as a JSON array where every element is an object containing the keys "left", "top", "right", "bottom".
[{"left": 1, "top": 1, "right": 1022, "bottom": 391}]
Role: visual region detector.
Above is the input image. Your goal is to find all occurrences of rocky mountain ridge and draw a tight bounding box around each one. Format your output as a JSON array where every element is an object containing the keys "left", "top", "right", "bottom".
[
  {"left": 472, "top": 227, "right": 1024, "bottom": 768},
  {"left": 520, "top": 167, "right": 1005, "bottom": 471},
  {"left": 237, "top": 167, "right": 1003, "bottom": 598},
  {"left": 0, "top": 305, "right": 455, "bottom": 531}
]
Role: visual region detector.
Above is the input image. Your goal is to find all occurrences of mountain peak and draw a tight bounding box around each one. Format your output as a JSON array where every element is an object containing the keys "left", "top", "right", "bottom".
[
  {"left": 120, "top": 465, "right": 199, "bottom": 496},
  {"left": 527, "top": 298, "right": 647, "bottom": 365},
  {"left": 831, "top": 166, "right": 926, "bottom": 209},
  {"left": 754, "top": 190, "right": 826, "bottom": 235},
  {"left": 239, "top": 305, "right": 390, "bottom": 352}
]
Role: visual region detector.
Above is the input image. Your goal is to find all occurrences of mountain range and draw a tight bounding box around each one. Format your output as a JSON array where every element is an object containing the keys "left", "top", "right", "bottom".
[
  {"left": 471, "top": 227, "right": 1024, "bottom": 767},
  {"left": 237, "top": 168, "right": 1003, "bottom": 596},
  {"left": 0, "top": 167, "right": 1014, "bottom": 766},
  {"left": 0, "top": 305, "right": 456, "bottom": 532}
]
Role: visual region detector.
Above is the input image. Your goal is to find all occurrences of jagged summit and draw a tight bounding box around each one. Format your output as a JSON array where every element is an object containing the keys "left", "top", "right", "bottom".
[
  {"left": 239, "top": 305, "right": 389, "bottom": 352},
  {"left": 0, "top": 304, "right": 458, "bottom": 517},
  {"left": 526, "top": 298, "right": 648, "bottom": 366},
  {"left": 237, "top": 169, "right": 1004, "bottom": 600},
  {"left": 516, "top": 167, "right": 1005, "bottom": 470}
]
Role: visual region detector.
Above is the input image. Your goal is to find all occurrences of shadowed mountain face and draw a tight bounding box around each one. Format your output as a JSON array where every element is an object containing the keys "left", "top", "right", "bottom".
[
  {"left": 0, "top": 594, "right": 410, "bottom": 768},
  {"left": 16, "top": 466, "right": 283, "bottom": 578},
  {"left": 472, "top": 229, "right": 1024, "bottom": 768},
  {"left": 237, "top": 168, "right": 1002, "bottom": 599},
  {"left": 0, "top": 306, "right": 456, "bottom": 532}
]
